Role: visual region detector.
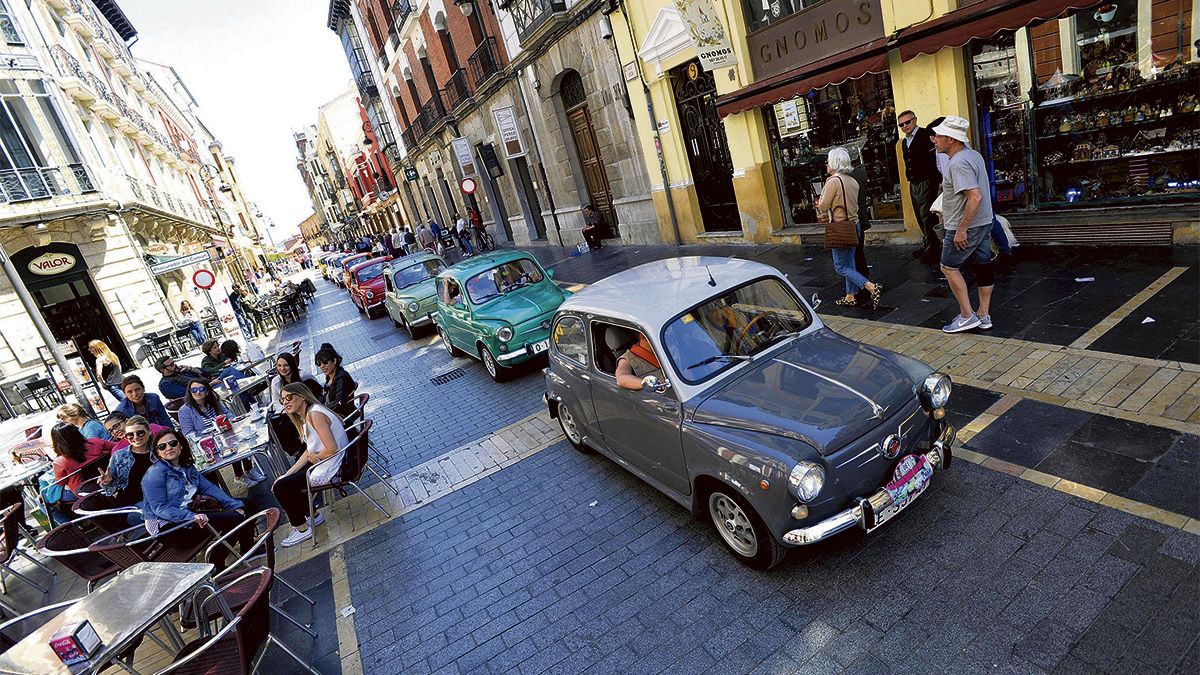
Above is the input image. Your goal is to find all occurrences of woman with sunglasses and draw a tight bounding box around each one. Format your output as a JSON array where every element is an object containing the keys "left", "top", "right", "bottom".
[
  {"left": 315, "top": 343, "right": 357, "bottom": 420},
  {"left": 97, "top": 415, "right": 160, "bottom": 511},
  {"left": 271, "top": 383, "right": 350, "bottom": 547},
  {"left": 178, "top": 379, "right": 265, "bottom": 489},
  {"left": 141, "top": 429, "right": 250, "bottom": 570}
]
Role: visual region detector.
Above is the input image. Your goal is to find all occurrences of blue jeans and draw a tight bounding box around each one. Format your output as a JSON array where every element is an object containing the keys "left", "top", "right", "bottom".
[
  {"left": 187, "top": 320, "right": 205, "bottom": 346},
  {"left": 831, "top": 223, "right": 868, "bottom": 295},
  {"left": 990, "top": 216, "right": 1011, "bottom": 255}
]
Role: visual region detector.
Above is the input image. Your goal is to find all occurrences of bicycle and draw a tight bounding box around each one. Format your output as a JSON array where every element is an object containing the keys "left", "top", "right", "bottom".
[{"left": 474, "top": 228, "right": 495, "bottom": 252}]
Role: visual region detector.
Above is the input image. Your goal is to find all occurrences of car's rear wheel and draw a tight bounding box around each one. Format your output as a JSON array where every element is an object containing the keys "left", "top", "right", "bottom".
[
  {"left": 706, "top": 487, "right": 785, "bottom": 571},
  {"left": 438, "top": 325, "right": 461, "bottom": 357},
  {"left": 480, "top": 345, "right": 509, "bottom": 382},
  {"left": 557, "top": 402, "right": 590, "bottom": 452}
]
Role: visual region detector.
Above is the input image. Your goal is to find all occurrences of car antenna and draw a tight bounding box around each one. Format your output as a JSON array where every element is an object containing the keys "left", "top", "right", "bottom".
[{"left": 705, "top": 266, "right": 716, "bottom": 287}]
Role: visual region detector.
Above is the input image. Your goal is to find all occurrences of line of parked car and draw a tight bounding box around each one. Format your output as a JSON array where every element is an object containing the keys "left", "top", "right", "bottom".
[{"left": 314, "top": 249, "right": 957, "bottom": 570}]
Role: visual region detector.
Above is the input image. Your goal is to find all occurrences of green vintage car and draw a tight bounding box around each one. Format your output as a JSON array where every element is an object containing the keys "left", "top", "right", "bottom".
[
  {"left": 382, "top": 253, "right": 448, "bottom": 337},
  {"left": 434, "top": 250, "right": 567, "bottom": 382}
]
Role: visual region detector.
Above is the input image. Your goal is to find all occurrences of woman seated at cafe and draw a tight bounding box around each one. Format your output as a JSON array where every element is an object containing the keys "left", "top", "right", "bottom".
[
  {"left": 141, "top": 429, "right": 251, "bottom": 571},
  {"left": 179, "top": 379, "right": 265, "bottom": 489},
  {"left": 47, "top": 423, "right": 116, "bottom": 522},
  {"left": 315, "top": 343, "right": 357, "bottom": 420},
  {"left": 98, "top": 415, "right": 158, "bottom": 511},
  {"left": 114, "top": 375, "right": 175, "bottom": 429},
  {"left": 271, "top": 383, "right": 350, "bottom": 547},
  {"left": 269, "top": 351, "right": 321, "bottom": 457},
  {"left": 57, "top": 403, "right": 110, "bottom": 440}
]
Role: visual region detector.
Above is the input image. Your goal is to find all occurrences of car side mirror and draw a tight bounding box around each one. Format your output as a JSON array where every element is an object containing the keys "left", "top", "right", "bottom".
[
  {"left": 546, "top": 268, "right": 556, "bottom": 279},
  {"left": 642, "top": 375, "right": 672, "bottom": 395},
  {"left": 810, "top": 293, "right": 822, "bottom": 310}
]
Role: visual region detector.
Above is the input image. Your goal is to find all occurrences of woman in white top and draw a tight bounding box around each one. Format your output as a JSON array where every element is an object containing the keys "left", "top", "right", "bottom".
[
  {"left": 271, "top": 382, "right": 349, "bottom": 547},
  {"left": 269, "top": 351, "right": 320, "bottom": 414}
]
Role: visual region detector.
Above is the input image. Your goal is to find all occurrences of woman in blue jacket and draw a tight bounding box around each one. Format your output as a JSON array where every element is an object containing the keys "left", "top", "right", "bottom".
[
  {"left": 113, "top": 375, "right": 174, "bottom": 429},
  {"left": 178, "top": 379, "right": 264, "bottom": 488},
  {"left": 141, "top": 429, "right": 250, "bottom": 570}
]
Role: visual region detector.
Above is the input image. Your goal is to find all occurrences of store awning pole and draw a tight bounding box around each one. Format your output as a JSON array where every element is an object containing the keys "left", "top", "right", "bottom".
[{"left": 0, "top": 241, "right": 96, "bottom": 418}]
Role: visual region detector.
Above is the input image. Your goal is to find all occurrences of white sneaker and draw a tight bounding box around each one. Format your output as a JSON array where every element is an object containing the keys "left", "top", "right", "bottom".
[
  {"left": 978, "top": 315, "right": 993, "bottom": 330},
  {"left": 280, "top": 527, "right": 312, "bottom": 548},
  {"left": 943, "top": 313, "right": 982, "bottom": 333},
  {"left": 307, "top": 513, "right": 325, "bottom": 527}
]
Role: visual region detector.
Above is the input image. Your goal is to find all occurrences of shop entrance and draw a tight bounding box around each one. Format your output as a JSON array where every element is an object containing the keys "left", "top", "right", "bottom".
[
  {"left": 11, "top": 242, "right": 132, "bottom": 370},
  {"left": 670, "top": 60, "right": 739, "bottom": 232},
  {"left": 559, "top": 70, "right": 615, "bottom": 238}
]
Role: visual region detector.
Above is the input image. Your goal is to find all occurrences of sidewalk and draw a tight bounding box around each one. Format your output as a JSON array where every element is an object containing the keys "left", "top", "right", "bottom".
[{"left": 525, "top": 242, "right": 1200, "bottom": 524}]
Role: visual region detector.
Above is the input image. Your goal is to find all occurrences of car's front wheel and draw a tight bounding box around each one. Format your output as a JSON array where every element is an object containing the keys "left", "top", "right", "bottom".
[
  {"left": 438, "top": 325, "right": 461, "bottom": 357},
  {"left": 480, "top": 345, "right": 509, "bottom": 382},
  {"left": 557, "top": 401, "right": 591, "bottom": 453},
  {"left": 706, "top": 487, "right": 785, "bottom": 571}
]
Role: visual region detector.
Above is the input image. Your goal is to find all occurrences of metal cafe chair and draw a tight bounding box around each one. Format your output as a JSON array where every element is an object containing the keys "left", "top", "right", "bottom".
[
  {"left": 202, "top": 508, "right": 316, "bottom": 637},
  {"left": 341, "top": 394, "right": 392, "bottom": 480},
  {"left": 37, "top": 508, "right": 142, "bottom": 592},
  {"left": 22, "top": 377, "right": 61, "bottom": 412},
  {"left": 88, "top": 520, "right": 215, "bottom": 571},
  {"left": 0, "top": 505, "right": 54, "bottom": 595},
  {"left": 158, "top": 568, "right": 319, "bottom": 675},
  {"left": 0, "top": 599, "right": 77, "bottom": 650},
  {"left": 306, "top": 419, "right": 398, "bottom": 548}
]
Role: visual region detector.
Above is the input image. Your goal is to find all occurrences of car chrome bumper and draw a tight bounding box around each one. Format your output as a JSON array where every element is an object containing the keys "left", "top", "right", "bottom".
[
  {"left": 408, "top": 313, "right": 433, "bottom": 327},
  {"left": 782, "top": 425, "right": 955, "bottom": 546}
]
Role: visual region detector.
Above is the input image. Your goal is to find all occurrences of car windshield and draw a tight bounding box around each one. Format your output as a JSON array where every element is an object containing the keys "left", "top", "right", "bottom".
[
  {"left": 356, "top": 263, "right": 385, "bottom": 282},
  {"left": 465, "top": 259, "right": 544, "bottom": 304},
  {"left": 393, "top": 260, "right": 444, "bottom": 289},
  {"left": 662, "top": 277, "right": 812, "bottom": 384}
]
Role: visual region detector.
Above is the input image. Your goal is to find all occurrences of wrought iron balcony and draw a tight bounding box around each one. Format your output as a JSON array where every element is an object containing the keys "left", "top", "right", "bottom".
[
  {"left": 50, "top": 45, "right": 87, "bottom": 82},
  {"left": 468, "top": 37, "right": 502, "bottom": 88},
  {"left": 400, "top": 126, "right": 417, "bottom": 151},
  {"left": 441, "top": 68, "right": 472, "bottom": 113},
  {"left": 413, "top": 96, "right": 447, "bottom": 141},
  {"left": 86, "top": 73, "right": 114, "bottom": 104},
  {"left": 356, "top": 71, "right": 377, "bottom": 100},
  {"left": 0, "top": 163, "right": 95, "bottom": 204},
  {"left": 392, "top": 0, "right": 413, "bottom": 26},
  {"left": 505, "top": 0, "right": 567, "bottom": 46}
]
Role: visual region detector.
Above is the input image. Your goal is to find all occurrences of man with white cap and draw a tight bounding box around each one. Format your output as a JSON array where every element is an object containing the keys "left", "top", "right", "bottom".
[{"left": 931, "top": 115, "right": 995, "bottom": 333}]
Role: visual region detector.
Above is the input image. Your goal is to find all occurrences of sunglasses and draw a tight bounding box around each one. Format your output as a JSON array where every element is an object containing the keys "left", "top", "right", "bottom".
[
  {"left": 124, "top": 429, "right": 148, "bottom": 439},
  {"left": 155, "top": 439, "right": 180, "bottom": 451},
  {"left": 280, "top": 393, "right": 296, "bottom": 404},
  {"left": 189, "top": 386, "right": 207, "bottom": 393},
  {"left": 898, "top": 119, "right": 915, "bottom": 128}
]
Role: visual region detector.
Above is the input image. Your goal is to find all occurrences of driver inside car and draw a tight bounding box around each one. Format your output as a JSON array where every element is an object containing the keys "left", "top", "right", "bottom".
[{"left": 610, "top": 327, "right": 664, "bottom": 391}]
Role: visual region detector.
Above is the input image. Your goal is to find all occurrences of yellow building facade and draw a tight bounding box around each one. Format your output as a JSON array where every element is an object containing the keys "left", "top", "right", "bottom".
[{"left": 609, "top": 0, "right": 1199, "bottom": 246}]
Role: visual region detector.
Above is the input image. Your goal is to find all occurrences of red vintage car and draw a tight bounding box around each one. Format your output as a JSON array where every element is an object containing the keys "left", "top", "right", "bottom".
[{"left": 348, "top": 256, "right": 393, "bottom": 318}]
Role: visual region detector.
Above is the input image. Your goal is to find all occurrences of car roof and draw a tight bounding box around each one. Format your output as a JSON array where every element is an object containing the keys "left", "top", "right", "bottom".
[
  {"left": 349, "top": 256, "right": 390, "bottom": 272},
  {"left": 559, "top": 256, "right": 784, "bottom": 329},
  {"left": 438, "top": 250, "right": 538, "bottom": 281},
  {"left": 385, "top": 253, "right": 443, "bottom": 270}
]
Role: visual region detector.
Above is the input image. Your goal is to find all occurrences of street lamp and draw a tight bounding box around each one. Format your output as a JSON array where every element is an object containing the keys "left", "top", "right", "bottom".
[{"left": 454, "top": 0, "right": 476, "bottom": 17}]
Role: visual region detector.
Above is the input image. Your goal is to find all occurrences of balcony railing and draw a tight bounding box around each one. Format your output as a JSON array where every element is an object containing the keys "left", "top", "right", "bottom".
[
  {"left": 467, "top": 37, "right": 502, "bottom": 88},
  {"left": 0, "top": 163, "right": 95, "bottom": 204},
  {"left": 413, "top": 96, "right": 447, "bottom": 141},
  {"left": 400, "top": 126, "right": 416, "bottom": 151},
  {"left": 356, "top": 71, "right": 377, "bottom": 100},
  {"left": 392, "top": 0, "right": 413, "bottom": 26},
  {"left": 50, "top": 45, "right": 87, "bottom": 82},
  {"left": 441, "top": 69, "right": 472, "bottom": 112},
  {"left": 506, "top": 0, "right": 567, "bottom": 45}
]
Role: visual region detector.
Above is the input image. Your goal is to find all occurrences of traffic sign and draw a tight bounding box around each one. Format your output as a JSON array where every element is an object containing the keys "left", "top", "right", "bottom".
[
  {"left": 192, "top": 268, "right": 216, "bottom": 289},
  {"left": 460, "top": 177, "right": 477, "bottom": 194}
]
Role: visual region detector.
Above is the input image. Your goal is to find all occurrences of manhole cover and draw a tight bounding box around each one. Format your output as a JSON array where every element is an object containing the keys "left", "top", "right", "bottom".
[{"left": 430, "top": 368, "right": 466, "bottom": 385}]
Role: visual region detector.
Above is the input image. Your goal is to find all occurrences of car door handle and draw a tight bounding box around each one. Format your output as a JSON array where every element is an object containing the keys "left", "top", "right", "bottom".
[{"left": 650, "top": 401, "right": 677, "bottom": 414}]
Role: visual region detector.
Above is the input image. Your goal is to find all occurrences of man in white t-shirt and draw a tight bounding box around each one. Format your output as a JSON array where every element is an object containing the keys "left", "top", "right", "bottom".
[{"left": 931, "top": 115, "right": 996, "bottom": 334}]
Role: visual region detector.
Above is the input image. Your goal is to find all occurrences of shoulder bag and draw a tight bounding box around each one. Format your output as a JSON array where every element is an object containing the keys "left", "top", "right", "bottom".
[{"left": 823, "top": 176, "right": 859, "bottom": 249}]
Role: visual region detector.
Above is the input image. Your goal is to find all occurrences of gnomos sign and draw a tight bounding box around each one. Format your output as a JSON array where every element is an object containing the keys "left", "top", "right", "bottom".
[{"left": 27, "top": 252, "right": 77, "bottom": 276}]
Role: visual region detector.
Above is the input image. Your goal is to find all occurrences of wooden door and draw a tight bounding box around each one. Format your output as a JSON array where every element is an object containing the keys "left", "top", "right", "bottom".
[{"left": 566, "top": 106, "right": 615, "bottom": 238}]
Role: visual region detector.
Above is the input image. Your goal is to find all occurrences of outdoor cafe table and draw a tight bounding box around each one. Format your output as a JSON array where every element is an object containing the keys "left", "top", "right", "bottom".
[
  {"left": 216, "top": 374, "right": 268, "bottom": 417},
  {"left": 0, "top": 458, "right": 50, "bottom": 493},
  {"left": 200, "top": 409, "right": 286, "bottom": 478},
  {"left": 0, "top": 562, "right": 219, "bottom": 675}
]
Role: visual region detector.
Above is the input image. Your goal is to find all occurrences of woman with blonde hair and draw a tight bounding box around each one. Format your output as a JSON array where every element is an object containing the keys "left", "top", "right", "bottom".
[
  {"left": 817, "top": 147, "right": 883, "bottom": 308},
  {"left": 179, "top": 300, "right": 205, "bottom": 346},
  {"left": 271, "top": 382, "right": 350, "bottom": 547},
  {"left": 56, "top": 403, "right": 110, "bottom": 440},
  {"left": 87, "top": 340, "right": 124, "bottom": 400}
]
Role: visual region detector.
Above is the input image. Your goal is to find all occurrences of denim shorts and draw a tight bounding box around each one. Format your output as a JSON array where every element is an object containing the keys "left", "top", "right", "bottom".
[{"left": 940, "top": 226, "right": 993, "bottom": 270}]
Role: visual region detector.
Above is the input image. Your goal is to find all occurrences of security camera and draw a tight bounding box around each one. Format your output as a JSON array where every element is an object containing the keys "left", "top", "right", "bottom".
[{"left": 599, "top": 15, "right": 613, "bottom": 41}]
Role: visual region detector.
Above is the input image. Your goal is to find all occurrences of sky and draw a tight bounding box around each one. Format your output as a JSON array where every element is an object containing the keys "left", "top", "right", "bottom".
[{"left": 118, "top": 0, "right": 354, "bottom": 243}]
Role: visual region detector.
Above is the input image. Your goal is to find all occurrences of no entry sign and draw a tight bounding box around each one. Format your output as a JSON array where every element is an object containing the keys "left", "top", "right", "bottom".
[
  {"left": 460, "top": 177, "right": 477, "bottom": 195},
  {"left": 192, "top": 268, "right": 216, "bottom": 289}
]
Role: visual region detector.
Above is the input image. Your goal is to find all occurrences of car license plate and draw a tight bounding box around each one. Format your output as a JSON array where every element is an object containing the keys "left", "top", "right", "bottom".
[
  {"left": 866, "top": 454, "right": 933, "bottom": 532},
  {"left": 529, "top": 339, "right": 549, "bottom": 355}
]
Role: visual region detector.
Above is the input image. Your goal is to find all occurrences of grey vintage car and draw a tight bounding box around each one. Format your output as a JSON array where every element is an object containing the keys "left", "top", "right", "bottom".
[{"left": 543, "top": 257, "right": 955, "bottom": 569}]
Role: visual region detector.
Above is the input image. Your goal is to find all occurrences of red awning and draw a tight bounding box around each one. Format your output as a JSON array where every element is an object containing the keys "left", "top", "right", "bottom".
[
  {"left": 897, "top": 0, "right": 1103, "bottom": 62},
  {"left": 716, "top": 36, "right": 890, "bottom": 118}
]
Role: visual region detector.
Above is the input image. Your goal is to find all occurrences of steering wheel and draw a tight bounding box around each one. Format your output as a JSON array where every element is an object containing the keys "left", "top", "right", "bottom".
[{"left": 733, "top": 311, "right": 780, "bottom": 350}]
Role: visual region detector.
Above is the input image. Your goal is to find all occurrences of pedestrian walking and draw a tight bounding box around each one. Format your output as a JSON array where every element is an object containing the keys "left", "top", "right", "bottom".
[
  {"left": 403, "top": 226, "right": 417, "bottom": 254},
  {"left": 581, "top": 204, "right": 603, "bottom": 251},
  {"left": 818, "top": 148, "right": 882, "bottom": 308},
  {"left": 179, "top": 300, "right": 205, "bottom": 346},
  {"left": 391, "top": 228, "right": 405, "bottom": 256},
  {"left": 897, "top": 111, "right": 942, "bottom": 263},
  {"left": 849, "top": 163, "right": 874, "bottom": 307},
  {"left": 930, "top": 115, "right": 996, "bottom": 333},
  {"left": 88, "top": 339, "right": 124, "bottom": 400},
  {"left": 455, "top": 213, "right": 474, "bottom": 255},
  {"left": 417, "top": 222, "right": 436, "bottom": 252}
]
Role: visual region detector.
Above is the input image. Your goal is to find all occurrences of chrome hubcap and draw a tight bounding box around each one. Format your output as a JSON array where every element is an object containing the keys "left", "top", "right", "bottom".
[
  {"left": 709, "top": 492, "right": 757, "bottom": 557},
  {"left": 560, "top": 405, "right": 581, "bottom": 444},
  {"left": 483, "top": 349, "right": 497, "bottom": 377}
]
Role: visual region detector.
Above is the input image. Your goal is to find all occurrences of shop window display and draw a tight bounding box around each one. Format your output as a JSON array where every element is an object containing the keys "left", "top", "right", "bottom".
[
  {"left": 765, "top": 72, "right": 902, "bottom": 226},
  {"left": 971, "top": 34, "right": 1030, "bottom": 213}
]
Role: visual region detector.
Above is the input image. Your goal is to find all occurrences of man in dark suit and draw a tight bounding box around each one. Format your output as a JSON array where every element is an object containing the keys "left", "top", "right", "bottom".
[{"left": 897, "top": 110, "right": 942, "bottom": 262}]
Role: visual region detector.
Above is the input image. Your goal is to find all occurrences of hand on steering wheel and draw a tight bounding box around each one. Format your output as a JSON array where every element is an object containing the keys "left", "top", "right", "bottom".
[{"left": 733, "top": 311, "right": 779, "bottom": 350}]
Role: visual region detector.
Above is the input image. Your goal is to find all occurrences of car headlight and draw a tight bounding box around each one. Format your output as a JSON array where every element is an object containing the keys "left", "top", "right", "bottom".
[
  {"left": 789, "top": 461, "right": 825, "bottom": 502},
  {"left": 921, "top": 373, "right": 952, "bottom": 409},
  {"left": 407, "top": 301, "right": 419, "bottom": 312},
  {"left": 496, "top": 326, "right": 514, "bottom": 343},
  {"left": 365, "top": 290, "right": 374, "bottom": 300}
]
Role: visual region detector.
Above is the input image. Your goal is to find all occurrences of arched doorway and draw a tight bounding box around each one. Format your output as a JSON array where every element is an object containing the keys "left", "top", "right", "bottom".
[{"left": 559, "top": 70, "right": 615, "bottom": 239}]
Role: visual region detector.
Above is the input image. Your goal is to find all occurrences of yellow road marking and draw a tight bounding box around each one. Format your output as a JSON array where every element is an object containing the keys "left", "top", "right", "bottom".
[{"left": 1069, "top": 266, "right": 1189, "bottom": 349}]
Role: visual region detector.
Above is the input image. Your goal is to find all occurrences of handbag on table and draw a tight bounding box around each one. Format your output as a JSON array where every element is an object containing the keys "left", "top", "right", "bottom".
[{"left": 823, "top": 176, "right": 859, "bottom": 249}]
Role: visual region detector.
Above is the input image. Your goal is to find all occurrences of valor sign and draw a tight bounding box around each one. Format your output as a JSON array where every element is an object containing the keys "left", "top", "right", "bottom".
[{"left": 27, "top": 252, "right": 77, "bottom": 276}]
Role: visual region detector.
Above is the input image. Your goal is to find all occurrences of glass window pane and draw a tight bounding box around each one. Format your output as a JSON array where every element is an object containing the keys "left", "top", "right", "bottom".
[
  {"left": 5, "top": 97, "right": 48, "bottom": 165},
  {"left": 0, "top": 101, "right": 35, "bottom": 167},
  {"left": 36, "top": 96, "right": 81, "bottom": 163},
  {"left": 551, "top": 316, "right": 587, "bottom": 366}
]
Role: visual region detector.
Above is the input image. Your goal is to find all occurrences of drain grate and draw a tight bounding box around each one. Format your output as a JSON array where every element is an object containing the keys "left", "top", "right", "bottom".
[
  {"left": 370, "top": 332, "right": 397, "bottom": 342},
  {"left": 430, "top": 368, "right": 466, "bottom": 385}
]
